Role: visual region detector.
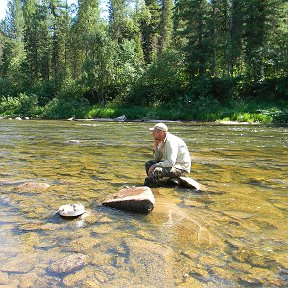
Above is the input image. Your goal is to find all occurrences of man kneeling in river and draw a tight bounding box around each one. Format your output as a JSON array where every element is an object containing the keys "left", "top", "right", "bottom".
[{"left": 144, "top": 123, "right": 191, "bottom": 187}]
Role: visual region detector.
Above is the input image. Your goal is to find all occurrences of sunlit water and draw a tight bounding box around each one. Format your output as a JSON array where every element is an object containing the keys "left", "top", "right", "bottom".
[{"left": 0, "top": 120, "right": 287, "bottom": 287}]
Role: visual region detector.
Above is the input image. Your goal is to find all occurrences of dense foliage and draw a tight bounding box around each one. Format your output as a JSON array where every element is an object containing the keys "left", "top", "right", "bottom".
[{"left": 0, "top": 0, "right": 287, "bottom": 122}]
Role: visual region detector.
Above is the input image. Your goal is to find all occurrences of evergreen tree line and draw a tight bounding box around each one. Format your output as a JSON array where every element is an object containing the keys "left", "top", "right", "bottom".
[{"left": 0, "top": 0, "right": 287, "bottom": 119}]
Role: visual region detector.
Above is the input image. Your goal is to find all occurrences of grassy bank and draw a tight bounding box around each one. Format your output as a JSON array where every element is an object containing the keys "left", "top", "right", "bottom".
[
  {"left": 0, "top": 94, "right": 287, "bottom": 124},
  {"left": 85, "top": 102, "right": 288, "bottom": 124}
]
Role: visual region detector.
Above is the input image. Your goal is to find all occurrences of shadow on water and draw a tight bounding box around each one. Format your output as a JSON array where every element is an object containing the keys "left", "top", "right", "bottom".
[{"left": 0, "top": 120, "right": 287, "bottom": 287}]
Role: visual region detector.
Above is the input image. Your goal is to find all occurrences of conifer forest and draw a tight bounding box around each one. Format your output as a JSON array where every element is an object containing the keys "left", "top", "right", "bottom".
[{"left": 0, "top": 0, "right": 287, "bottom": 121}]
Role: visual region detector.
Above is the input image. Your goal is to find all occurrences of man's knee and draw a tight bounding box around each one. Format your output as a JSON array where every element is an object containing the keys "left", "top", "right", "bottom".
[
  {"left": 145, "top": 160, "right": 156, "bottom": 168},
  {"left": 145, "top": 160, "right": 158, "bottom": 175},
  {"left": 144, "top": 167, "right": 163, "bottom": 187}
]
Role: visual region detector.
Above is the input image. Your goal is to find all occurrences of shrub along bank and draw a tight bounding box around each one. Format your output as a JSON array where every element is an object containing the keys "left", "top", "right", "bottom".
[{"left": 0, "top": 93, "right": 287, "bottom": 124}]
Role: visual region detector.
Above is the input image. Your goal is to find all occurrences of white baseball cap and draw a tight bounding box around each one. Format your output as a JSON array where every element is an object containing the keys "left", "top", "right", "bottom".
[{"left": 149, "top": 123, "right": 168, "bottom": 132}]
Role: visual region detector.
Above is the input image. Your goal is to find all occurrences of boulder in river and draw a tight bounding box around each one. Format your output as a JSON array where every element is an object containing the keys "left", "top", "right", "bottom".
[
  {"left": 178, "top": 176, "right": 202, "bottom": 191},
  {"left": 102, "top": 186, "right": 155, "bottom": 214},
  {"left": 166, "top": 176, "right": 203, "bottom": 191}
]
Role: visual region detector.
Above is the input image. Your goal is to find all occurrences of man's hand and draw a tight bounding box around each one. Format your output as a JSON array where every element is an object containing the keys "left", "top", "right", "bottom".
[{"left": 153, "top": 139, "right": 161, "bottom": 150}]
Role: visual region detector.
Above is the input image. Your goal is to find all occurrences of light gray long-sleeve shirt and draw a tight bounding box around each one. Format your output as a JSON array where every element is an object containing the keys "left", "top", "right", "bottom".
[{"left": 154, "top": 132, "right": 191, "bottom": 173}]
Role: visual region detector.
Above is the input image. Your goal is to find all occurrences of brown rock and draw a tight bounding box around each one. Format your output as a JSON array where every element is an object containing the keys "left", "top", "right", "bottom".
[{"left": 102, "top": 186, "right": 155, "bottom": 213}]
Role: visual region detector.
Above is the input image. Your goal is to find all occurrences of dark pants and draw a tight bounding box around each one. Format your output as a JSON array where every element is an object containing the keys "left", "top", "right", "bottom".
[{"left": 144, "top": 160, "right": 185, "bottom": 187}]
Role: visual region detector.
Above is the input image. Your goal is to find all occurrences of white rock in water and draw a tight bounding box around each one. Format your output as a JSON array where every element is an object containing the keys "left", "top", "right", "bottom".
[
  {"left": 64, "top": 139, "right": 80, "bottom": 144},
  {"left": 58, "top": 203, "right": 85, "bottom": 217},
  {"left": 115, "top": 115, "right": 126, "bottom": 121},
  {"left": 102, "top": 186, "right": 155, "bottom": 213}
]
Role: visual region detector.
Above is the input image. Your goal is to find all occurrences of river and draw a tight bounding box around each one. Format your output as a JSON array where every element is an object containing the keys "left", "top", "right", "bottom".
[{"left": 0, "top": 120, "right": 287, "bottom": 287}]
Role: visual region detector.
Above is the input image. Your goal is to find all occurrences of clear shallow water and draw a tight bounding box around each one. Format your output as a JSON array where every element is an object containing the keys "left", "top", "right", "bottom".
[{"left": 0, "top": 120, "right": 287, "bottom": 287}]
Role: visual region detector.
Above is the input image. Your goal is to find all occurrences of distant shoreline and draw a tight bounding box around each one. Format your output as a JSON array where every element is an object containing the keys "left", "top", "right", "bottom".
[{"left": 0, "top": 116, "right": 276, "bottom": 125}]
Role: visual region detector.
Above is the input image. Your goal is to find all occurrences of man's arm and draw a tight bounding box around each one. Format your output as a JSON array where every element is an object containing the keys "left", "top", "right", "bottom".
[
  {"left": 155, "top": 139, "right": 178, "bottom": 168},
  {"left": 153, "top": 140, "right": 162, "bottom": 162}
]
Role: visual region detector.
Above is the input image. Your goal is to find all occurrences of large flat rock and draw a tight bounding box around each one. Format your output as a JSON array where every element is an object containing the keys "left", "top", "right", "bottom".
[
  {"left": 178, "top": 176, "right": 202, "bottom": 191},
  {"left": 102, "top": 186, "right": 155, "bottom": 214},
  {"left": 168, "top": 176, "right": 203, "bottom": 191}
]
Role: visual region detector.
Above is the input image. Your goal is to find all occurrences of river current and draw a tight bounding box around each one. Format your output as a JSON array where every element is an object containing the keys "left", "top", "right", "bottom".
[{"left": 0, "top": 120, "right": 287, "bottom": 287}]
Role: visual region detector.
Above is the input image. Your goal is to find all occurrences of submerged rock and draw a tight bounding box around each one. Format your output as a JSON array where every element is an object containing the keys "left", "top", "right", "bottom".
[
  {"left": 48, "top": 254, "right": 86, "bottom": 274},
  {"left": 102, "top": 186, "right": 155, "bottom": 213},
  {"left": 1, "top": 257, "right": 35, "bottom": 273},
  {"left": 0, "top": 271, "right": 9, "bottom": 285},
  {"left": 127, "top": 238, "right": 175, "bottom": 287},
  {"left": 19, "top": 273, "right": 61, "bottom": 288},
  {"left": 16, "top": 182, "right": 51, "bottom": 192}
]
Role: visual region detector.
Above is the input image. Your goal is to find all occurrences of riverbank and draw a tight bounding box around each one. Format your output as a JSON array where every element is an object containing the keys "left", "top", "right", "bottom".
[
  {"left": 0, "top": 99, "right": 287, "bottom": 123},
  {"left": 83, "top": 102, "right": 288, "bottom": 124}
]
